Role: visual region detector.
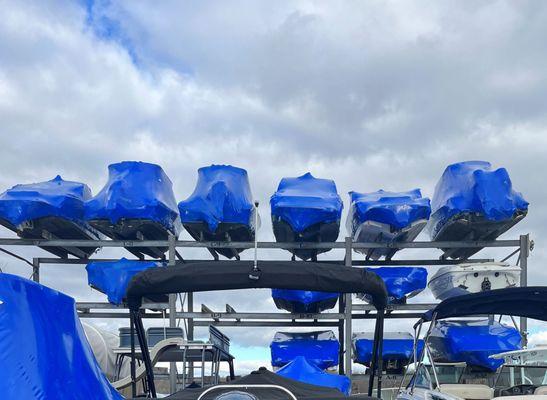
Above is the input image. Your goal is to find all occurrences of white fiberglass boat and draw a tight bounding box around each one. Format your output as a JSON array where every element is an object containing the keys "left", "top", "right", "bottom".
[{"left": 428, "top": 262, "right": 520, "bottom": 301}]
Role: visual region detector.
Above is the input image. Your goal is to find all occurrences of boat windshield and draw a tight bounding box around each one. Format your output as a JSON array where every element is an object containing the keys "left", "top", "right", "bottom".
[
  {"left": 494, "top": 365, "right": 547, "bottom": 389},
  {"left": 407, "top": 364, "right": 466, "bottom": 390},
  {"left": 426, "top": 364, "right": 466, "bottom": 385}
]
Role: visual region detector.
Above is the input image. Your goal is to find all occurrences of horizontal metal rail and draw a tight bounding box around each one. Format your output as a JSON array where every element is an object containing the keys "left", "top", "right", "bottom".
[
  {"left": 0, "top": 238, "right": 521, "bottom": 249},
  {"left": 37, "top": 257, "right": 494, "bottom": 266}
]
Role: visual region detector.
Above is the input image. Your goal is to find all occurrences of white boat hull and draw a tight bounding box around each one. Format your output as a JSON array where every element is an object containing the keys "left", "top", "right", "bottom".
[
  {"left": 428, "top": 262, "right": 520, "bottom": 301},
  {"left": 352, "top": 219, "right": 427, "bottom": 260}
]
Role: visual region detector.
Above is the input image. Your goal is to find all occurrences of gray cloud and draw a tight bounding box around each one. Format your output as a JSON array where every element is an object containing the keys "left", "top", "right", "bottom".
[{"left": 1, "top": 0, "right": 546, "bottom": 366}]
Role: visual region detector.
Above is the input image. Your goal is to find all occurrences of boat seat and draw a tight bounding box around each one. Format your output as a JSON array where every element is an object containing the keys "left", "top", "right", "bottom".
[
  {"left": 535, "top": 386, "right": 547, "bottom": 395},
  {"left": 112, "top": 337, "right": 185, "bottom": 390},
  {"left": 439, "top": 384, "right": 494, "bottom": 400}
]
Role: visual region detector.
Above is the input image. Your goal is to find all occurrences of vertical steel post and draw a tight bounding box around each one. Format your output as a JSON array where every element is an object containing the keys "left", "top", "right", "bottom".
[
  {"left": 32, "top": 258, "right": 40, "bottom": 283},
  {"left": 519, "top": 234, "right": 529, "bottom": 345},
  {"left": 168, "top": 234, "right": 177, "bottom": 393},
  {"left": 344, "top": 237, "right": 353, "bottom": 379},
  {"left": 130, "top": 311, "right": 137, "bottom": 398}
]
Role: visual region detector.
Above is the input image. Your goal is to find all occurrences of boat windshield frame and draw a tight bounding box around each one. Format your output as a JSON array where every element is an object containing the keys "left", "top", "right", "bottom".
[{"left": 493, "top": 364, "right": 547, "bottom": 390}]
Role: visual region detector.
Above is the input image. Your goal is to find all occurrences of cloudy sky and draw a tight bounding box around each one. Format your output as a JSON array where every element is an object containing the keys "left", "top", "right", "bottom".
[{"left": 1, "top": 0, "right": 547, "bottom": 375}]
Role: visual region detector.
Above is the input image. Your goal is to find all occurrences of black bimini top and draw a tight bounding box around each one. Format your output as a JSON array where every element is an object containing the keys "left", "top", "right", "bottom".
[
  {"left": 419, "top": 287, "right": 547, "bottom": 323},
  {"left": 126, "top": 260, "right": 388, "bottom": 310},
  {"left": 164, "top": 367, "right": 376, "bottom": 400}
]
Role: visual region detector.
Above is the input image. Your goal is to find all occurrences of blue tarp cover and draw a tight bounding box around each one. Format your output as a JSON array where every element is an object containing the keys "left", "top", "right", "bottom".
[
  {"left": 271, "top": 289, "right": 338, "bottom": 308},
  {"left": 178, "top": 165, "right": 254, "bottom": 232},
  {"left": 429, "top": 320, "right": 522, "bottom": 371},
  {"left": 353, "top": 335, "right": 424, "bottom": 365},
  {"left": 366, "top": 267, "right": 427, "bottom": 302},
  {"left": 0, "top": 175, "right": 92, "bottom": 226},
  {"left": 270, "top": 173, "right": 343, "bottom": 232},
  {"left": 277, "top": 356, "right": 350, "bottom": 395},
  {"left": 270, "top": 331, "right": 339, "bottom": 369},
  {"left": 348, "top": 189, "right": 431, "bottom": 232},
  {"left": 84, "top": 161, "right": 181, "bottom": 234},
  {"left": 429, "top": 161, "right": 528, "bottom": 236},
  {"left": 86, "top": 258, "right": 164, "bottom": 305},
  {"left": 0, "top": 273, "right": 122, "bottom": 400}
]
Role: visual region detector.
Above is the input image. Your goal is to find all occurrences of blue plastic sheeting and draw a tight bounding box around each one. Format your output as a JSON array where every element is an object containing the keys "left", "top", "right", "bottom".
[
  {"left": 0, "top": 273, "right": 122, "bottom": 400},
  {"left": 271, "top": 289, "right": 338, "bottom": 309},
  {"left": 84, "top": 161, "right": 181, "bottom": 234},
  {"left": 347, "top": 189, "right": 431, "bottom": 232},
  {"left": 0, "top": 175, "right": 92, "bottom": 227},
  {"left": 429, "top": 161, "right": 528, "bottom": 235},
  {"left": 178, "top": 165, "right": 255, "bottom": 232},
  {"left": 270, "top": 331, "right": 339, "bottom": 369},
  {"left": 277, "top": 356, "right": 351, "bottom": 395},
  {"left": 365, "top": 267, "right": 427, "bottom": 303},
  {"left": 429, "top": 320, "right": 522, "bottom": 371},
  {"left": 86, "top": 258, "right": 164, "bottom": 305},
  {"left": 270, "top": 173, "right": 343, "bottom": 232},
  {"left": 353, "top": 336, "right": 424, "bottom": 365}
]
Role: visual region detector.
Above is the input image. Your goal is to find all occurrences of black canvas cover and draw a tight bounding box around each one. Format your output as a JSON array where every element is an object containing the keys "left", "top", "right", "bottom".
[
  {"left": 164, "top": 367, "right": 377, "bottom": 399},
  {"left": 126, "top": 261, "right": 388, "bottom": 310},
  {"left": 419, "top": 287, "right": 547, "bottom": 324}
]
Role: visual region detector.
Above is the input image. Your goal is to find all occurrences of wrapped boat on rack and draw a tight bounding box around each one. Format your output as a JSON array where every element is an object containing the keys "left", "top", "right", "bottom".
[
  {"left": 84, "top": 161, "right": 182, "bottom": 259},
  {"left": 347, "top": 189, "right": 431, "bottom": 260},
  {"left": 428, "top": 262, "right": 520, "bottom": 301},
  {"left": 353, "top": 331, "right": 424, "bottom": 374},
  {"left": 270, "top": 330, "right": 339, "bottom": 370},
  {"left": 428, "top": 319, "right": 522, "bottom": 372},
  {"left": 86, "top": 258, "right": 166, "bottom": 305},
  {"left": 0, "top": 175, "right": 101, "bottom": 258},
  {"left": 358, "top": 267, "right": 427, "bottom": 304},
  {"left": 428, "top": 161, "right": 528, "bottom": 259},
  {"left": 270, "top": 172, "right": 343, "bottom": 261},
  {"left": 178, "top": 165, "right": 258, "bottom": 259},
  {"left": 271, "top": 288, "right": 339, "bottom": 313}
]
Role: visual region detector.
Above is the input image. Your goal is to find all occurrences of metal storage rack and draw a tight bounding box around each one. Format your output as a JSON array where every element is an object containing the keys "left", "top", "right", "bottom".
[{"left": 0, "top": 234, "right": 533, "bottom": 394}]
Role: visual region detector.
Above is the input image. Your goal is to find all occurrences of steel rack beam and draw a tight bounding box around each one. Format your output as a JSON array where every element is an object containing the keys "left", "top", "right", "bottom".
[{"left": 0, "top": 238, "right": 522, "bottom": 249}]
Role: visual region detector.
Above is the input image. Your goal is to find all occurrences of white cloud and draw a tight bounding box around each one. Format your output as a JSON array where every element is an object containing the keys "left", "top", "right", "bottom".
[{"left": 0, "top": 0, "right": 546, "bottom": 366}]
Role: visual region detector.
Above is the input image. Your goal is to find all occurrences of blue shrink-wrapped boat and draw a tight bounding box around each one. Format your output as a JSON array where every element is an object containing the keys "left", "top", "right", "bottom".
[
  {"left": 270, "top": 331, "right": 339, "bottom": 370},
  {"left": 86, "top": 258, "right": 166, "bottom": 305},
  {"left": 0, "top": 175, "right": 101, "bottom": 258},
  {"left": 277, "top": 356, "right": 351, "bottom": 395},
  {"left": 428, "top": 319, "right": 522, "bottom": 371},
  {"left": 270, "top": 173, "right": 343, "bottom": 261},
  {"left": 271, "top": 289, "right": 339, "bottom": 313},
  {"left": 353, "top": 332, "right": 424, "bottom": 374},
  {"left": 178, "top": 165, "right": 258, "bottom": 259},
  {"left": 428, "top": 161, "right": 528, "bottom": 259},
  {"left": 0, "top": 273, "right": 123, "bottom": 400},
  {"left": 85, "top": 161, "right": 182, "bottom": 259},
  {"left": 358, "top": 267, "right": 428, "bottom": 304},
  {"left": 347, "top": 189, "right": 431, "bottom": 260}
]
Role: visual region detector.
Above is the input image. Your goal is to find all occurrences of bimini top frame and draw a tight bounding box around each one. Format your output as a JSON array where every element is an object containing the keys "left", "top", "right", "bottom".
[
  {"left": 124, "top": 260, "right": 388, "bottom": 398},
  {"left": 401, "top": 287, "right": 547, "bottom": 395}
]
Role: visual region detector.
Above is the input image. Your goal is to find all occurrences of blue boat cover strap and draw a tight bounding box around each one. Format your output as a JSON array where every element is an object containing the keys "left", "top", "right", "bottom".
[
  {"left": 366, "top": 267, "right": 427, "bottom": 302},
  {"left": 86, "top": 258, "right": 165, "bottom": 305},
  {"left": 270, "top": 173, "right": 343, "bottom": 232},
  {"left": 419, "top": 287, "right": 547, "bottom": 324},
  {"left": 270, "top": 331, "right": 339, "bottom": 369},
  {"left": 0, "top": 175, "right": 92, "bottom": 226},
  {"left": 347, "top": 189, "right": 431, "bottom": 232},
  {"left": 271, "top": 289, "right": 339, "bottom": 306},
  {"left": 84, "top": 161, "right": 182, "bottom": 234},
  {"left": 277, "top": 356, "right": 351, "bottom": 395},
  {"left": 178, "top": 165, "right": 255, "bottom": 232},
  {"left": 0, "top": 274, "right": 122, "bottom": 399},
  {"left": 429, "top": 320, "right": 522, "bottom": 371},
  {"left": 429, "top": 161, "right": 528, "bottom": 236}
]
